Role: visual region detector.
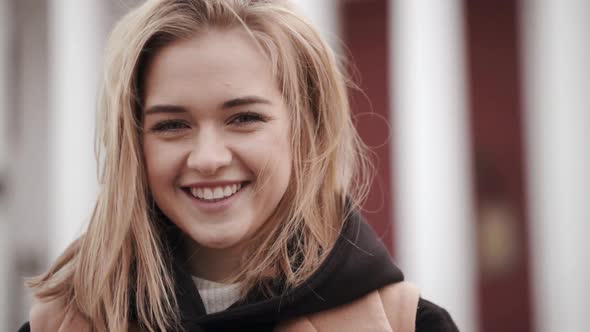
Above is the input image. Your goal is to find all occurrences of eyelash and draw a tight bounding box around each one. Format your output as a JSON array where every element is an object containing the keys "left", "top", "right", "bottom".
[
  {"left": 150, "top": 120, "right": 189, "bottom": 133},
  {"left": 227, "top": 112, "right": 265, "bottom": 126},
  {"left": 149, "top": 112, "right": 265, "bottom": 133}
]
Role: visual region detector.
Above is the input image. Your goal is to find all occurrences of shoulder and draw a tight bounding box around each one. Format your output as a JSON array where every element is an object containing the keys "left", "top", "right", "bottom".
[
  {"left": 29, "top": 298, "right": 67, "bottom": 332},
  {"left": 276, "top": 282, "right": 459, "bottom": 332},
  {"left": 17, "top": 322, "right": 31, "bottom": 332},
  {"left": 276, "top": 281, "right": 421, "bottom": 332},
  {"left": 28, "top": 298, "right": 91, "bottom": 332},
  {"left": 416, "top": 298, "right": 459, "bottom": 332}
]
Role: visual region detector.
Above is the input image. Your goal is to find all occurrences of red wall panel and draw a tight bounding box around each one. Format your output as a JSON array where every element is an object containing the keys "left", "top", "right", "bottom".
[
  {"left": 464, "top": 1, "right": 533, "bottom": 331},
  {"left": 341, "top": 0, "right": 394, "bottom": 254}
]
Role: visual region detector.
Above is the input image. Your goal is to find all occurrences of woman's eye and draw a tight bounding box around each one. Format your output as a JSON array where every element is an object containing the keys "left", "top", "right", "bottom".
[
  {"left": 229, "top": 112, "right": 265, "bottom": 126},
  {"left": 150, "top": 120, "right": 190, "bottom": 133}
]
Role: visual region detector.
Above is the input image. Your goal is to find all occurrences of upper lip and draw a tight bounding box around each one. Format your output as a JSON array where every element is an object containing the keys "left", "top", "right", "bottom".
[{"left": 181, "top": 180, "right": 248, "bottom": 189}]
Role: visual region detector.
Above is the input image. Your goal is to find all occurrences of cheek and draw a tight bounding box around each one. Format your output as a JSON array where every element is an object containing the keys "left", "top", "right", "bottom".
[
  {"left": 271, "top": 132, "right": 292, "bottom": 183},
  {"left": 268, "top": 122, "right": 292, "bottom": 183},
  {"left": 227, "top": 127, "right": 291, "bottom": 195},
  {"left": 244, "top": 129, "right": 291, "bottom": 192},
  {"left": 235, "top": 125, "right": 291, "bottom": 170},
  {"left": 143, "top": 139, "right": 184, "bottom": 188}
]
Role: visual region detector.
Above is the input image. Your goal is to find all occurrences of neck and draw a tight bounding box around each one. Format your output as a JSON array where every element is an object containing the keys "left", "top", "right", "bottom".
[{"left": 183, "top": 237, "right": 244, "bottom": 283}]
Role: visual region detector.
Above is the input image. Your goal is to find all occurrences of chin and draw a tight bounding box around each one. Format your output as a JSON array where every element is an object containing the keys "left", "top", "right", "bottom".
[
  {"left": 200, "top": 238, "right": 241, "bottom": 250},
  {"left": 194, "top": 228, "right": 248, "bottom": 250}
]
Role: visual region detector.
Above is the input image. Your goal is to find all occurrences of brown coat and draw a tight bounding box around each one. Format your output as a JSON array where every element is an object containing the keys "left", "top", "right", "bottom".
[
  {"left": 29, "top": 282, "right": 420, "bottom": 332},
  {"left": 29, "top": 298, "right": 92, "bottom": 332},
  {"left": 275, "top": 281, "right": 420, "bottom": 332}
]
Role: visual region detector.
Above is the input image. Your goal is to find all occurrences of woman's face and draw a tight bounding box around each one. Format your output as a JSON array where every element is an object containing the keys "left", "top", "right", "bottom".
[{"left": 142, "top": 29, "right": 292, "bottom": 251}]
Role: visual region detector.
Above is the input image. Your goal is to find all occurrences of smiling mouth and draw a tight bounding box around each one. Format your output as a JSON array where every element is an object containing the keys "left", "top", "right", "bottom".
[{"left": 182, "top": 181, "right": 250, "bottom": 202}]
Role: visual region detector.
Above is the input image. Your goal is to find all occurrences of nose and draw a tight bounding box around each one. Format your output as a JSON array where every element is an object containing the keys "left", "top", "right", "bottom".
[{"left": 186, "top": 127, "right": 232, "bottom": 176}]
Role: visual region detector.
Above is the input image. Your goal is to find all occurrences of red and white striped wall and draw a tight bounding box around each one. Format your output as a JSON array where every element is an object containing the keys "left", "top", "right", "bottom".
[{"left": 301, "top": 0, "right": 590, "bottom": 331}]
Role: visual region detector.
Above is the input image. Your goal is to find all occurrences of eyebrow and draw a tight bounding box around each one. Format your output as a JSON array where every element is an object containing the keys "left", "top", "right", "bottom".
[
  {"left": 144, "top": 105, "right": 187, "bottom": 115},
  {"left": 221, "top": 96, "right": 272, "bottom": 109},
  {"left": 144, "top": 95, "right": 272, "bottom": 115}
]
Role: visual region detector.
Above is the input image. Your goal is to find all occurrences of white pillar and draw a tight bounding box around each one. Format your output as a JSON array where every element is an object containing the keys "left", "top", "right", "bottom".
[
  {"left": 0, "top": 0, "right": 11, "bottom": 172},
  {"left": 0, "top": 1, "right": 13, "bottom": 330},
  {"left": 521, "top": 1, "right": 590, "bottom": 331},
  {"left": 292, "top": 0, "right": 341, "bottom": 50},
  {"left": 48, "top": 0, "right": 104, "bottom": 259},
  {"left": 390, "top": 1, "right": 478, "bottom": 331}
]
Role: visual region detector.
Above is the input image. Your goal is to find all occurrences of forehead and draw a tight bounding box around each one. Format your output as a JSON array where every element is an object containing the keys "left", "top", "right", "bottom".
[{"left": 143, "top": 28, "right": 278, "bottom": 108}]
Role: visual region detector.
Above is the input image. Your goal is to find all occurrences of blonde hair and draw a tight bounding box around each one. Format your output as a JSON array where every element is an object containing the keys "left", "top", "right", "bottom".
[{"left": 27, "top": 0, "right": 373, "bottom": 331}]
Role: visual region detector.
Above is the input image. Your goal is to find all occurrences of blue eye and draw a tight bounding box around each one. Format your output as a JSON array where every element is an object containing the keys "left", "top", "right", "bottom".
[
  {"left": 150, "top": 120, "right": 189, "bottom": 132},
  {"left": 229, "top": 112, "right": 264, "bottom": 126}
]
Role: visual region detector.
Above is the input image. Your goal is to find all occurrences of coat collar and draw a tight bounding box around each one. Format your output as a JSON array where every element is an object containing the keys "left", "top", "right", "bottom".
[{"left": 160, "top": 210, "right": 404, "bottom": 331}]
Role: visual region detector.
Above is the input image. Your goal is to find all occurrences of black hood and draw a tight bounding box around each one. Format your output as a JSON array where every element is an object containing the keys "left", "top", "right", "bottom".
[{"left": 162, "top": 211, "right": 404, "bottom": 331}]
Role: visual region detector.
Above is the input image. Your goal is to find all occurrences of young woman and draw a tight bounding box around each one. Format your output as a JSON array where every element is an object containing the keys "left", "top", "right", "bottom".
[{"left": 20, "top": 0, "right": 458, "bottom": 331}]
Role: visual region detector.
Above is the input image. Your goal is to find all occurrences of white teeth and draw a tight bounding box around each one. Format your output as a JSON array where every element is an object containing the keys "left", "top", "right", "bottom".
[
  {"left": 213, "top": 187, "right": 224, "bottom": 199},
  {"left": 189, "top": 183, "right": 245, "bottom": 201},
  {"left": 223, "top": 186, "right": 233, "bottom": 196}
]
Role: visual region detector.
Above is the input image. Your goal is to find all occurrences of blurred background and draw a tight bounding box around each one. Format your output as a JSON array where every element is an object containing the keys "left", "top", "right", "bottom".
[{"left": 0, "top": 0, "right": 588, "bottom": 331}]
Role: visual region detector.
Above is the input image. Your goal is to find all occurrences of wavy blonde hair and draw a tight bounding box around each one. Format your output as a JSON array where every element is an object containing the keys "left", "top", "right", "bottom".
[{"left": 27, "top": 0, "right": 373, "bottom": 331}]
